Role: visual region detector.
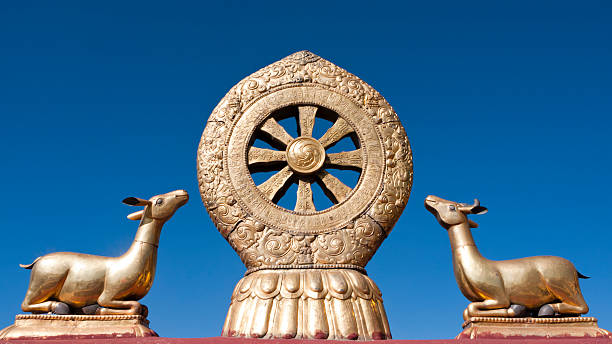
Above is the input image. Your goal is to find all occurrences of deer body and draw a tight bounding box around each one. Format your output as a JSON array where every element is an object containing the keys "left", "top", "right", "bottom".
[
  {"left": 20, "top": 190, "right": 188, "bottom": 315},
  {"left": 425, "top": 195, "right": 588, "bottom": 319}
]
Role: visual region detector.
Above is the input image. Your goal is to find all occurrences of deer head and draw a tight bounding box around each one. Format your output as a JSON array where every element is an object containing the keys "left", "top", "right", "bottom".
[
  {"left": 123, "top": 189, "right": 189, "bottom": 222},
  {"left": 424, "top": 195, "right": 488, "bottom": 229}
]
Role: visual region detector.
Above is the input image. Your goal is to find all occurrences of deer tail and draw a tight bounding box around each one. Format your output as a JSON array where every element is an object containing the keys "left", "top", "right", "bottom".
[
  {"left": 577, "top": 271, "right": 590, "bottom": 279},
  {"left": 19, "top": 257, "right": 41, "bottom": 270}
]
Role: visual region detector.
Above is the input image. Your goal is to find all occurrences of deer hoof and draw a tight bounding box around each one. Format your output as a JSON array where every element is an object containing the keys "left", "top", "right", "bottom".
[
  {"left": 538, "top": 304, "right": 555, "bottom": 317},
  {"left": 510, "top": 304, "right": 528, "bottom": 317},
  {"left": 81, "top": 304, "right": 100, "bottom": 315},
  {"left": 53, "top": 302, "right": 70, "bottom": 315}
]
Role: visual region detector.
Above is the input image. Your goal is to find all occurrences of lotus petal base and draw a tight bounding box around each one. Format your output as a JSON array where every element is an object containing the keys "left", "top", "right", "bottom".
[{"left": 222, "top": 269, "right": 390, "bottom": 340}]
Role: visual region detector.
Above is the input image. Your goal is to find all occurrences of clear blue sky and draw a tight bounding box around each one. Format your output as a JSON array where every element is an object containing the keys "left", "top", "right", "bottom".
[{"left": 1, "top": 1, "right": 610, "bottom": 339}]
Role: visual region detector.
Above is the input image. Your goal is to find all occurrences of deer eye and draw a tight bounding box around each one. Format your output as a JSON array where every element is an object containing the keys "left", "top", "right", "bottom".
[
  {"left": 155, "top": 198, "right": 164, "bottom": 205},
  {"left": 449, "top": 205, "right": 456, "bottom": 211}
]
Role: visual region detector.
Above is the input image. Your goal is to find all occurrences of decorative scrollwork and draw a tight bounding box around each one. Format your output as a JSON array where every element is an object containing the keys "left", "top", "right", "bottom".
[{"left": 198, "top": 51, "right": 412, "bottom": 269}]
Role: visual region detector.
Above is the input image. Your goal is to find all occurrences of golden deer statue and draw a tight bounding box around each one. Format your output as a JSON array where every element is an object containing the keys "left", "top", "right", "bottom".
[
  {"left": 20, "top": 190, "right": 189, "bottom": 316},
  {"left": 424, "top": 195, "right": 589, "bottom": 320}
]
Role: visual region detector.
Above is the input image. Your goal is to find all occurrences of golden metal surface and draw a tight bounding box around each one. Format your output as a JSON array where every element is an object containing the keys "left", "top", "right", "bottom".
[
  {"left": 198, "top": 51, "right": 412, "bottom": 339},
  {"left": 425, "top": 195, "right": 590, "bottom": 320},
  {"left": 223, "top": 269, "right": 390, "bottom": 340},
  {"left": 19, "top": 190, "right": 188, "bottom": 316},
  {"left": 0, "top": 314, "right": 156, "bottom": 340},
  {"left": 459, "top": 317, "right": 611, "bottom": 339}
]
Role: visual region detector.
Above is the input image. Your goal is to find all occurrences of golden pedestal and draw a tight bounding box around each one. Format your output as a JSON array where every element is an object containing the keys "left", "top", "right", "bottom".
[
  {"left": 222, "top": 269, "right": 390, "bottom": 340},
  {"left": 0, "top": 314, "right": 157, "bottom": 340},
  {"left": 458, "top": 316, "right": 611, "bottom": 339}
]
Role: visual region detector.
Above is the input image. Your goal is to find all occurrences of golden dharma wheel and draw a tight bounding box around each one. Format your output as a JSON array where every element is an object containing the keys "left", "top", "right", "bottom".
[{"left": 198, "top": 51, "right": 412, "bottom": 340}]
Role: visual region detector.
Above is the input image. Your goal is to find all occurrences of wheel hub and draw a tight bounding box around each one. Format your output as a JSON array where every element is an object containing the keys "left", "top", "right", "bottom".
[{"left": 286, "top": 136, "right": 326, "bottom": 175}]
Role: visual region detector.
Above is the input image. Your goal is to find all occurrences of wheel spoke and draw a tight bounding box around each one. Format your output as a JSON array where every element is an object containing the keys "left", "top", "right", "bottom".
[
  {"left": 298, "top": 106, "right": 317, "bottom": 137},
  {"left": 318, "top": 117, "right": 355, "bottom": 148},
  {"left": 248, "top": 147, "right": 286, "bottom": 165},
  {"left": 316, "top": 170, "right": 352, "bottom": 203},
  {"left": 259, "top": 117, "right": 294, "bottom": 147},
  {"left": 295, "top": 179, "right": 316, "bottom": 212},
  {"left": 326, "top": 149, "right": 362, "bottom": 170},
  {"left": 257, "top": 166, "right": 294, "bottom": 201}
]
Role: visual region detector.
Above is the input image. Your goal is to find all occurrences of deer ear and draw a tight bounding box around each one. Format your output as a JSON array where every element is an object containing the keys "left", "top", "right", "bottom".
[
  {"left": 471, "top": 206, "right": 488, "bottom": 215},
  {"left": 127, "top": 210, "right": 144, "bottom": 221},
  {"left": 468, "top": 219, "right": 479, "bottom": 228},
  {"left": 123, "top": 197, "right": 149, "bottom": 206}
]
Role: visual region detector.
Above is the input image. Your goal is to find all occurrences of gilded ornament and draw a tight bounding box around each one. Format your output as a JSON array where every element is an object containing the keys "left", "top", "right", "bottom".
[
  {"left": 424, "top": 195, "right": 590, "bottom": 319},
  {"left": 1, "top": 190, "right": 188, "bottom": 339},
  {"left": 20, "top": 190, "right": 188, "bottom": 316},
  {"left": 198, "top": 51, "right": 412, "bottom": 339}
]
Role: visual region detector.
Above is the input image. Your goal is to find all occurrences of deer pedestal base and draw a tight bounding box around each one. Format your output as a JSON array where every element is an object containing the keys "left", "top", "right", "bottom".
[
  {"left": 0, "top": 314, "right": 157, "bottom": 340},
  {"left": 458, "top": 316, "right": 611, "bottom": 339}
]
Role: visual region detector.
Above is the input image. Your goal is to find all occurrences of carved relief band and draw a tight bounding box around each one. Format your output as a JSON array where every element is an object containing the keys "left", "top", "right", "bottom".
[{"left": 198, "top": 51, "right": 413, "bottom": 340}]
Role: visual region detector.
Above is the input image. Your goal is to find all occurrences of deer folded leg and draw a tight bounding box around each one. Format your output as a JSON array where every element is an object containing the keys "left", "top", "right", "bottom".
[
  {"left": 549, "top": 299, "right": 589, "bottom": 315},
  {"left": 21, "top": 300, "right": 60, "bottom": 314},
  {"left": 467, "top": 299, "right": 513, "bottom": 317},
  {"left": 547, "top": 283, "right": 589, "bottom": 315},
  {"left": 21, "top": 270, "right": 67, "bottom": 314},
  {"left": 22, "top": 284, "right": 65, "bottom": 314},
  {"left": 96, "top": 295, "right": 142, "bottom": 315}
]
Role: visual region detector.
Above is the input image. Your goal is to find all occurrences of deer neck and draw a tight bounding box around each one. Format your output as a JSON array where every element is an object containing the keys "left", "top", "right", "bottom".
[
  {"left": 447, "top": 222, "right": 485, "bottom": 265},
  {"left": 134, "top": 216, "right": 164, "bottom": 246},
  {"left": 124, "top": 215, "right": 165, "bottom": 257},
  {"left": 115, "top": 214, "right": 164, "bottom": 298},
  {"left": 447, "top": 221, "right": 487, "bottom": 301}
]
